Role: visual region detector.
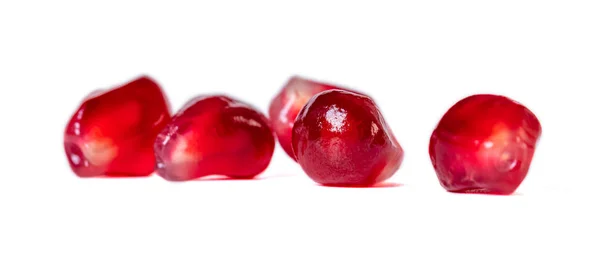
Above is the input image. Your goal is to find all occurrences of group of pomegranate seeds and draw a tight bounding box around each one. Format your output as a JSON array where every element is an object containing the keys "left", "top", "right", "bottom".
[{"left": 64, "top": 75, "right": 542, "bottom": 195}]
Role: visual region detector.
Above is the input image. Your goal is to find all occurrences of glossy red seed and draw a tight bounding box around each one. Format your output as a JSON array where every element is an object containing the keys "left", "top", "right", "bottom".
[
  {"left": 64, "top": 76, "right": 171, "bottom": 177},
  {"left": 269, "top": 76, "right": 353, "bottom": 161},
  {"left": 429, "top": 94, "right": 542, "bottom": 195},
  {"left": 154, "top": 95, "right": 275, "bottom": 181},
  {"left": 292, "top": 89, "right": 404, "bottom": 187}
]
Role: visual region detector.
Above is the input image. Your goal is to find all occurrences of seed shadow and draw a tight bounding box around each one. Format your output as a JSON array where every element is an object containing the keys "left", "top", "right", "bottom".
[
  {"left": 188, "top": 175, "right": 263, "bottom": 182},
  {"left": 80, "top": 176, "right": 151, "bottom": 180},
  {"left": 448, "top": 190, "right": 524, "bottom": 197},
  {"left": 185, "top": 173, "right": 301, "bottom": 182},
  {"left": 372, "top": 182, "right": 404, "bottom": 188},
  {"left": 317, "top": 181, "right": 403, "bottom": 189}
]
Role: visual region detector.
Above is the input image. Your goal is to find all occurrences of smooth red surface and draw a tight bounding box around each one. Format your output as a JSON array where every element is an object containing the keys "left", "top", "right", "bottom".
[
  {"left": 429, "top": 94, "right": 542, "bottom": 195},
  {"left": 269, "top": 76, "right": 351, "bottom": 161},
  {"left": 64, "top": 76, "right": 171, "bottom": 177},
  {"left": 292, "top": 89, "right": 404, "bottom": 187},
  {"left": 154, "top": 95, "right": 275, "bottom": 181}
]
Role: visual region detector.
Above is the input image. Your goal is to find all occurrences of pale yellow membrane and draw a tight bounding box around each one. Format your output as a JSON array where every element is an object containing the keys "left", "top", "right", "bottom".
[
  {"left": 81, "top": 132, "right": 118, "bottom": 166},
  {"left": 171, "top": 137, "right": 201, "bottom": 164}
]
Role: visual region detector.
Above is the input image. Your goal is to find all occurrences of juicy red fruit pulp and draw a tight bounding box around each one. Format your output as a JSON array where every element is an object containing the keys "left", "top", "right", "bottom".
[
  {"left": 64, "top": 76, "right": 171, "bottom": 177},
  {"left": 429, "top": 94, "right": 542, "bottom": 195},
  {"left": 269, "top": 76, "right": 354, "bottom": 161},
  {"left": 154, "top": 95, "right": 275, "bottom": 181},
  {"left": 292, "top": 90, "right": 404, "bottom": 187}
]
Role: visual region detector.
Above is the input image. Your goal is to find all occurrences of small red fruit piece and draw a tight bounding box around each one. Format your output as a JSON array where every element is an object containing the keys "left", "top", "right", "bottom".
[
  {"left": 429, "top": 94, "right": 542, "bottom": 195},
  {"left": 154, "top": 95, "right": 275, "bottom": 181},
  {"left": 269, "top": 76, "right": 352, "bottom": 160},
  {"left": 292, "top": 89, "right": 404, "bottom": 187},
  {"left": 64, "top": 76, "right": 171, "bottom": 177}
]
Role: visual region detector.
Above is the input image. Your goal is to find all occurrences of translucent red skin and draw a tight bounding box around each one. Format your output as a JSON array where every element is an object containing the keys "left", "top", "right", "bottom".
[
  {"left": 292, "top": 89, "right": 404, "bottom": 187},
  {"left": 429, "top": 94, "right": 542, "bottom": 195},
  {"left": 64, "top": 76, "right": 171, "bottom": 177},
  {"left": 154, "top": 95, "right": 275, "bottom": 181},
  {"left": 268, "top": 76, "right": 350, "bottom": 161}
]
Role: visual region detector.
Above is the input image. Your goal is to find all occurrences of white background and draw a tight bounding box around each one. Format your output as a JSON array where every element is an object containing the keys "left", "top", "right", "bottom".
[{"left": 1, "top": 0, "right": 599, "bottom": 266}]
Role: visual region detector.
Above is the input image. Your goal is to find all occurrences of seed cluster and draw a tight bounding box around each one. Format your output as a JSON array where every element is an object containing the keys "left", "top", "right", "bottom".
[{"left": 64, "top": 75, "right": 541, "bottom": 195}]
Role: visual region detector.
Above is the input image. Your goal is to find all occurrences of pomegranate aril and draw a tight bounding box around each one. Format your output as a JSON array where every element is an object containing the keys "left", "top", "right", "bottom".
[
  {"left": 429, "top": 94, "right": 542, "bottom": 195},
  {"left": 269, "top": 76, "right": 356, "bottom": 161},
  {"left": 154, "top": 95, "right": 275, "bottom": 181},
  {"left": 292, "top": 89, "right": 404, "bottom": 187},
  {"left": 64, "top": 76, "right": 171, "bottom": 177}
]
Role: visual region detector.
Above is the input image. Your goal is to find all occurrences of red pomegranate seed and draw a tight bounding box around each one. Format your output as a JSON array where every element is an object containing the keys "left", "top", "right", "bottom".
[
  {"left": 292, "top": 89, "right": 404, "bottom": 187},
  {"left": 64, "top": 76, "right": 171, "bottom": 177},
  {"left": 429, "top": 94, "right": 542, "bottom": 195},
  {"left": 154, "top": 95, "right": 275, "bottom": 181},
  {"left": 269, "top": 76, "right": 353, "bottom": 161}
]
